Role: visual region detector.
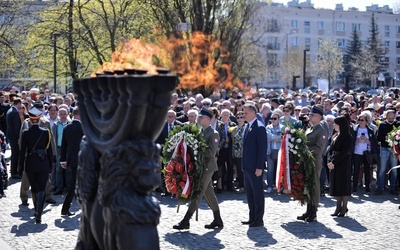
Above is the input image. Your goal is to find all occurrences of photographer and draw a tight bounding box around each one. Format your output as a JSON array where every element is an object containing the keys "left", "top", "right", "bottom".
[{"left": 299, "top": 107, "right": 311, "bottom": 132}]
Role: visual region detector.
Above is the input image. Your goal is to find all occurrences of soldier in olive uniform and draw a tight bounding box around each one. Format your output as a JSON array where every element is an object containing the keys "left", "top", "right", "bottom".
[
  {"left": 19, "top": 107, "right": 54, "bottom": 224},
  {"left": 173, "top": 108, "right": 223, "bottom": 230},
  {"left": 297, "top": 105, "right": 327, "bottom": 222}
]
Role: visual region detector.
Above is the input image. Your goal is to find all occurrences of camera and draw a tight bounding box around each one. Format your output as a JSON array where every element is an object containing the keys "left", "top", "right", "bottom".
[{"left": 361, "top": 132, "right": 365, "bottom": 136}]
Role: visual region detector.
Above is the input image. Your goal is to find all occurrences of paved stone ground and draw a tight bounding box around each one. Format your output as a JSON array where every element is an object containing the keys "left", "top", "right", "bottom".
[{"left": 0, "top": 173, "right": 399, "bottom": 250}]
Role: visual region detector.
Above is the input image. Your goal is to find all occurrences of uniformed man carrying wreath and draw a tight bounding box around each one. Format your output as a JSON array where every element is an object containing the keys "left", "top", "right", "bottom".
[
  {"left": 173, "top": 107, "right": 223, "bottom": 230},
  {"left": 297, "top": 105, "right": 327, "bottom": 222},
  {"left": 19, "top": 107, "right": 54, "bottom": 224}
]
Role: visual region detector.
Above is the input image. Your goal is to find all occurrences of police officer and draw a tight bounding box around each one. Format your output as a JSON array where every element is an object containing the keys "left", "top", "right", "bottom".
[
  {"left": 19, "top": 107, "right": 53, "bottom": 224},
  {"left": 173, "top": 107, "right": 223, "bottom": 230},
  {"left": 297, "top": 105, "right": 327, "bottom": 222}
]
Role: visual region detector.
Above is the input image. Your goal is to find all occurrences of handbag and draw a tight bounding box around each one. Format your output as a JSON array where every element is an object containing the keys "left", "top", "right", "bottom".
[
  {"left": 270, "top": 149, "right": 279, "bottom": 160},
  {"left": 363, "top": 150, "right": 374, "bottom": 165}
]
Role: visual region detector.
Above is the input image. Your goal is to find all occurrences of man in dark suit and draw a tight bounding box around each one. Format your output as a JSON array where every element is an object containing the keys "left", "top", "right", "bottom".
[
  {"left": 241, "top": 103, "right": 267, "bottom": 227},
  {"left": 155, "top": 110, "right": 183, "bottom": 145},
  {"left": 6, "top": 97, "right": 22, "bottom": 178},
  {"left": 155, "top": 110, "right": 183, "bottom": 195},
  {"left": 60, "top": 107, "right": 84, "bottom": 216}
]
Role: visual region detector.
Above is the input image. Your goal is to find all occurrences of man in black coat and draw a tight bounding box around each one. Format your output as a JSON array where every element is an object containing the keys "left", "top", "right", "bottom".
[
  {"left": 6, "top": 97, "right": 22, "bottom": 178},
  {"left": 60, "top": 107, "right": 84, "bottom": 216},
  {"left": 0, "top": 92, "right": 11, "bottom": 136}
]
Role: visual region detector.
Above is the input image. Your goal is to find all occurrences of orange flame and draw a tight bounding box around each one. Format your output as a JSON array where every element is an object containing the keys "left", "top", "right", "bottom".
[
  {"left": 92, "top": 32, "right": 243, "bottom": 91},
  {"left": 166, "top": 31, "right": 242, "bottom": 90}
]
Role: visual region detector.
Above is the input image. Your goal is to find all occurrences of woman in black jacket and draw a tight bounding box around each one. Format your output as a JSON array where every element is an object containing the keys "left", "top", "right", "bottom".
[{"left": 328, "top": 116, "right": 353, "bottom": 217}]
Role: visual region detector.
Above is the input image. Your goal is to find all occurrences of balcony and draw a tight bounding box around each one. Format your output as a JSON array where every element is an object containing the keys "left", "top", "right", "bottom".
[{"left": 266, "top": 43, "right": 280, "bottom": 50}]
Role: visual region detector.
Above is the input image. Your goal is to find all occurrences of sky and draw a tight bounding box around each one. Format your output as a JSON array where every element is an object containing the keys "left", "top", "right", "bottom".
[{"left": 272, "top": 0, "right": 399, "bottom": 12}]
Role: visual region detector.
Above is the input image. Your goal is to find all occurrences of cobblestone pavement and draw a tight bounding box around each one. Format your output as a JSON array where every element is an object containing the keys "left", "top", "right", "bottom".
[{"left": 0, "top": 174, "right": 399, "bottom": 250}]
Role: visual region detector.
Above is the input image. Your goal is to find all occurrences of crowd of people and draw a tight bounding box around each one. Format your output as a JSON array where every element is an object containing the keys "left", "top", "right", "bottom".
[
  {"left": 0, "top": 87, "right": 83, "bottom": 224},
  {"left": 157, "top": 86, "right": 400, "bottom": 227},
  {"left": 1, "top": 84, "right": 400, "bottom": 227}
]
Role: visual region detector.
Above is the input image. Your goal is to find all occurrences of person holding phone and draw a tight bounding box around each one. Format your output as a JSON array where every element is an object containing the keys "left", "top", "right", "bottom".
[{"left": 352, "top": 113, "right": 378, "bottom": 194}]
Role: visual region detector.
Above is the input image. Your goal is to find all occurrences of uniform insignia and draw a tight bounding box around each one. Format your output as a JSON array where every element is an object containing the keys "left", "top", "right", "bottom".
[
  {"left": 215, "top": 138, "right": 218, "bottom": 143},
  {"left": 323, "top": 135, "right": 326, "bottom": 139}
]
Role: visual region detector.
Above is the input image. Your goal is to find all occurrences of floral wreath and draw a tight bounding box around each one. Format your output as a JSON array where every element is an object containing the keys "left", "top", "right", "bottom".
[
  {"left": 162, "top": 124, "right": 207, "bottom": 203},
  {"left": 276, "top": 125, "right": 315, "bottom": 205}
]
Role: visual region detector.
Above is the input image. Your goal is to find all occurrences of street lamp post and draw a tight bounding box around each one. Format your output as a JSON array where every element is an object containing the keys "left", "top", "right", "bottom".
[
  {"left": 303, "top": 49, "right": 309, "bottom": 89},
  {"left": 53, "top": 33, "right": 61, "bottom": 93}
]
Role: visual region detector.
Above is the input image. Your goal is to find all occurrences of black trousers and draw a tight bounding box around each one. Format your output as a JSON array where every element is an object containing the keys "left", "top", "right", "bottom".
[
  {"left": 62, "top": 166, "right": 77, "bottom": 213},
  {"left": 26, "top": 171, "right": 49, "bottom": 193},
  {"left": 9, "top": 140, "right": 19, "bottom": 175},
  {"left": 353, "top": 153, "right": 370, "bottom": 190}
]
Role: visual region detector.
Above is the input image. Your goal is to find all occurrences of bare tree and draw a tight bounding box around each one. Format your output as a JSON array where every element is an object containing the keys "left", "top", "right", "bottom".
[
  {"left": 350, "top": 47, "right": 380, "bottom": 85},
  {"left": 313, "top": 38, "right": 344, "bottom": 89}
]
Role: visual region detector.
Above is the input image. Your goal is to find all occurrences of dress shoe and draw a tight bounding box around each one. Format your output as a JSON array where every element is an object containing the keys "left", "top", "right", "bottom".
[
  {"left": 235, "top": 188, "right": 245, "bottom": 194},
  {"left": 249, "top": 221, "right": 264, "bottom": 227},
  {"left": 45, "top": 198, "right": 56, "bottom": 204},
  {"left": 172, "top": 221, "right": 190, "bottom": 230},
  {"left": 53, "top": 190, "right": 63, "bottom": 195},
  {"left": 61, "top": 211, "right": 75, "bottom": 216},
  {"left": 241, "top": 220, "right": 253, "bottom": 225},
  {"left": 330, "top": 207, "right": 342, "bottom": 216},
  {"left": 21, "top": 200, "right": 29, "bottom": 206}
]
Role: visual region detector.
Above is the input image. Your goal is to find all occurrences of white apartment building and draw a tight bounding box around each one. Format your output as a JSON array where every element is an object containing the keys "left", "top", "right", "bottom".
[{"left": 251, "top": 0, "right": 399, "bottom": 89}]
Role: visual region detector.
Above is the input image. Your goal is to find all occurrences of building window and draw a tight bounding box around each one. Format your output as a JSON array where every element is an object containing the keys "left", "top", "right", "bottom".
[
  {"left": 385, "top": 32, "right": 390, "bottom": 37},
  {"left": 385, "top": 41, "right": 390, "bottom": 47},
  {"left": 291, "top": 37, "right": 298, "bottom": 46},
  {"left": 305, "top": 38, "right": 311, "bottom": 44},
  {"left": 397, "top": 26, "right": 400, "bottom": 34},
  {"left": 267, "top": 37, "right": 279, "bottom": 50},
  {"left": 304, "top": 21, "right": 310, "bottom": 27},
  {"left": 291, "top": 20, "right": 298, "bottom": 29},
  {"left": 397, "top": 41, "right": 400, "bottom": 48},
  {"left": 305, "top": 27, "right": 310, "bottom": 33},
  {"left": 352, "top": 23, "right": 361, "bottom": 32},
  {"left": 397, "top": 58, "right": 400, "bottom": 65},
  {"left": 318, "top": 21, "right": 324, "bottom": 30},
  {"left": 337, "top": 39, "right": 346, "bottom": 48},
  {"left": 385, "top": 25, "right": 390, "bottom": 31},
  {"left": 267, "top": 19, "right": 279, "bottom": 32},
  {"left": 336, "top": 22, "right": 345, "bottom": 31}
]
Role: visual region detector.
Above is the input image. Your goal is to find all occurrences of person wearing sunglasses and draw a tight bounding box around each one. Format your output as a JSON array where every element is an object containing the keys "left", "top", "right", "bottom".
[
  {"left": 352, "top": 113, "right": 378, "bottom": 194},
  {"left": 231, "top": 111, "right": 246, "bottom": 193},
  {"left": 265, "top": 112, "right": 284, "bottom": 193},
  {"left": 279, "top": 104, "right": 301, "bottom": 129}
]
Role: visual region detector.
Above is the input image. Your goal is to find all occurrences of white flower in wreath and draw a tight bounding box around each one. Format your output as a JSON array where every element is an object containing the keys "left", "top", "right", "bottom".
[
  {"left": 392, "top": 132, "right": 396, "bottom": 137},
  {"left": 290, "top": 137, "right": 295, "bottom": 142},
  {"left": 194, "top": 150, "right": 198, "bottom": 155},
  {"left": 289, "top": 143, "right": 294, "bottom": 149},
  {"left": 292, "top": 150, "right": 297, "bottom": 154},
  {"left": 291, "top": 129, "right": 296, "bottom": 134},
  {"left": 285, "top": 127, "right": 290, "bottom": 132},
  {"left": 295, "top": 145, "right": 299, "bottom": 149},
  {"left": 395, "top": 141, "right": 399, "bottom": 145},
  {"left": 296, "top": 138, "right": 302, "bottom": 143},
  {"left": 389, "top": 141, "right": 393, "bottom": 147}
]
